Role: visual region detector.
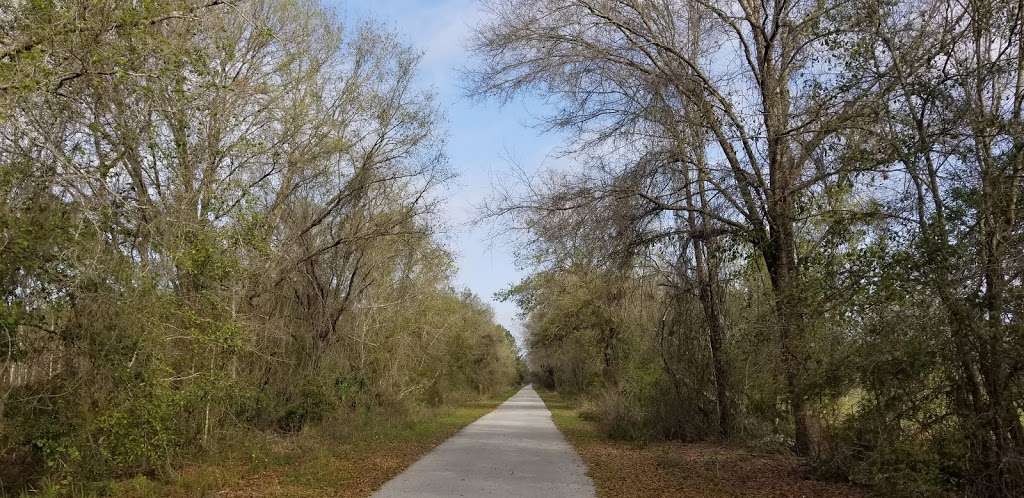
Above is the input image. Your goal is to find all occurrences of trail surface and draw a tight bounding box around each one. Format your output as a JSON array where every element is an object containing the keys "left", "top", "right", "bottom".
[{"left": 372, "top": 385, "right": 595, "bottom": 498}]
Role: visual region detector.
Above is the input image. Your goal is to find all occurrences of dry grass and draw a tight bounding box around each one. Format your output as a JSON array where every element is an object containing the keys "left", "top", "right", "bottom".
[
  {"left": 100, "top": 392, "right": 516, "bottom": 498},
  {"left": 538, "top": 390, "right": 866, "bottom": 498}
]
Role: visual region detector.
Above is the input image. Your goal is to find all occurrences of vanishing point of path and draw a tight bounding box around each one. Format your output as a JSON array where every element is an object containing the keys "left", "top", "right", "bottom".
[{"left": 373, "top": 385, "right": 596, "bottom": 498}]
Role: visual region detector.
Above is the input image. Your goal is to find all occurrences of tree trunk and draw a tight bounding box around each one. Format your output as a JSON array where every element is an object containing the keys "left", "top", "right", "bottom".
[
  {"left": 696, "top": 259, "right": 733, "bottom": 439},
  {"left": 763, "top": 208, "right": 812, "bottom": 456}
]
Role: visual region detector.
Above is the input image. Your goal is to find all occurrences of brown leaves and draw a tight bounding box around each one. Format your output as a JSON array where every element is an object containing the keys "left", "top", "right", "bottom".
[{"left": 543, "top": 391, "right": 865, "bottom": 498}]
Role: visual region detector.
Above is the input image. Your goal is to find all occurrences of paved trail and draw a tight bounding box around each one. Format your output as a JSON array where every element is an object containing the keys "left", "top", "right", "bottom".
[{"left": 373, "top": 385, "right": 596, "bottom": 498}]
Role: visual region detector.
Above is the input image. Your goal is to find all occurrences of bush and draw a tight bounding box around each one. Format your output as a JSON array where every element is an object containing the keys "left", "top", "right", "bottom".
[{"left": 812, "top": 405, "right": 967, "bottom": 497}]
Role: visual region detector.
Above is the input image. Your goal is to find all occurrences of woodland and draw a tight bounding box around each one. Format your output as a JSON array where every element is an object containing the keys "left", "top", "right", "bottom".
[
  {"left": 0, "top": 0, "right": 521, "bottom": 492},
  {"left": 468, "top": 0, "right": 1024, "bottom": 496},
  {"left": 1, "top": 0, "right": 1024, "bottom": 497}
]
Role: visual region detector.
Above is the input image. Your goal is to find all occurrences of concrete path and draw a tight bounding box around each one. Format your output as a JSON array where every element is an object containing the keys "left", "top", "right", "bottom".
[{"left": 372, "top": 385, "right": 596, "bottom": 498}]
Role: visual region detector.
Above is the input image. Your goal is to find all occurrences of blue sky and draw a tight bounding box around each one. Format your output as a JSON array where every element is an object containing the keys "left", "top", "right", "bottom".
[{"left": 323, "top": 0, "right": 564, "bottom": 338}]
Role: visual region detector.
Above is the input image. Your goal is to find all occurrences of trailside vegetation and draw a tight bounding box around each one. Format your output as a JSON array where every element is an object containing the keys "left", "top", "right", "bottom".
[
  {"left": 0, "top": 0, "right": 521, "bottom": 492},
  {"left": 469, "top": 0, "right": 1024, "bottom": 495}
]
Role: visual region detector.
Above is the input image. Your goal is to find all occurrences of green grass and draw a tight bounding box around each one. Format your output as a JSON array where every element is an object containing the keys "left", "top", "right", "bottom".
[{"left": 537, "top": 391, "right": 597, "bottom": 441}]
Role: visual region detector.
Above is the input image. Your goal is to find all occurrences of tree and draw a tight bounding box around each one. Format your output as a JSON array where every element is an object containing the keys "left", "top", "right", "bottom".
[
  {"left": 470, "top": 0, "right": 902, "bottom": 454},
  {"left": 858, "top": 0, "right": 1024, "bottom": 490},
  {"left": 1, "top": 0, "right": 520, "bottom": 486}
]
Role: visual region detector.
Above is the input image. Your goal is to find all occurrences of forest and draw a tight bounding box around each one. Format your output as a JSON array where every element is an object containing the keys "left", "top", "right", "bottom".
[
  {"left": 1, "top": 0, "right": 522, "bottom": 494},
  {"left": 468, "top": 0, "right": 1024, "bottom": 496},
  {"left": 2, "top": 0, "right": 1024, "bottom": 497}
]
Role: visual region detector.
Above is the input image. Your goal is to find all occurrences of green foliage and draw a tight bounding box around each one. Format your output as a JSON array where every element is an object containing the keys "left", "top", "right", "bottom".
[
  {"left": 0, "top": 1, "right": 521, "bottom": 493},
  {"left": 471, "top": 0, "right": 1024, "bottom": 494}
]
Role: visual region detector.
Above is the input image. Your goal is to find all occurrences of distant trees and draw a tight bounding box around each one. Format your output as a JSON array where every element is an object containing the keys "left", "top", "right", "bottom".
[
  {"left": 471, "top": 0, "right": 1023, "bottom": 495},
  {"left": 1, "top": 0, "right": 519, "bottom": 487}
]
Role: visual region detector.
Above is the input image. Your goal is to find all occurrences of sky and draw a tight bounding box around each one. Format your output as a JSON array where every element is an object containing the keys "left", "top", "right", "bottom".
[{"left": 322, "top": 0, "right": 564, "bottom": 339}]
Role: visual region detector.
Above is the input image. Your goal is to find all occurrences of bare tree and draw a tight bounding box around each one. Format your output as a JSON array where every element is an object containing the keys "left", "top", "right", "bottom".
[{"left": 470, "top": 0, "right": 903, "bottom": 454}]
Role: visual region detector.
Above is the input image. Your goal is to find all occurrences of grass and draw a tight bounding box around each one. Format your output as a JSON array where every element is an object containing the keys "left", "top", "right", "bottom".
[
  {"left": 537, "top": 389, "right": 866, "bottom": 498},
  {"left": 40, "top": 389, "right": 518, "bottom": 498}
]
